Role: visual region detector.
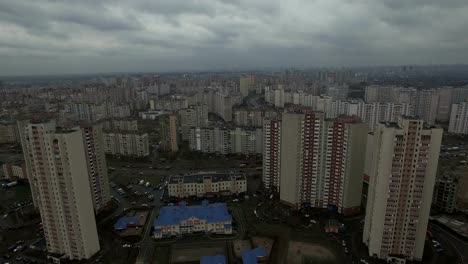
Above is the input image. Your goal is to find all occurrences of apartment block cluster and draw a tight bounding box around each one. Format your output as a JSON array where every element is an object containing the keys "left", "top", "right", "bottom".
[
  {"left": 150, "top": 89, "right": 242, "bottom": 123},
  {"left": 102, "top": 119, "right": 150, "bottom": 157},
  {"left": 264, "top": 85, "right": 468, "bottom": 134},
  {"left": 262, "top": 111, "right": 444, "bottom": 261},
  {"left": 65, "top": 102, "right": 131, "bottom": 122}
]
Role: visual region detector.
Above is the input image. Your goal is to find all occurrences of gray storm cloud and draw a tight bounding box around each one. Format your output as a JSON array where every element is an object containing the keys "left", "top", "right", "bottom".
[{"left": 1, "top": 0, "right": 468, "bottom": 75}]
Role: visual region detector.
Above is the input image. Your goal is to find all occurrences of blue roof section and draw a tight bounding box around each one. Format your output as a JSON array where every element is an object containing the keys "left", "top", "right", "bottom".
[
  {"left": 200, "top": 255, "right": 226, "bottom": 264},
  {"left": 154, "top": 201, "right": 232, "bottom": 226},
  {"left": 241, "top": 247, "right": 267, "bottom": 264},
  {"left": 114, "top": 216, "right": 139, "bottom": 230}
]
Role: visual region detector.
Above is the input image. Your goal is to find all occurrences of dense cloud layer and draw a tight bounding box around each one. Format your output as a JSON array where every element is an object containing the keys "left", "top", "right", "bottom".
[{"left": 1, "top": 0, "right": 468, "bottom": 75}]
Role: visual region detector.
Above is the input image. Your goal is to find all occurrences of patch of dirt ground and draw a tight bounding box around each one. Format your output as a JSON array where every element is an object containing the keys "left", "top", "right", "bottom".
[{"left": 286, "top": 241, "right": 335, "bottom": 264}]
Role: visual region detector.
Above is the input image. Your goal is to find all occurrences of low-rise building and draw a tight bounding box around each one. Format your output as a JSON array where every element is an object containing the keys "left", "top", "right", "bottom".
[
  {"left": 2, "top": 163, "right": 27, "bottom": 181},
  {"left": 153, "top": 201, "right": 232, "bottom": 239},
  {"left": 114, "top": 209, "right": 149, "bottom": 237},
  {"left": 168, "top": 173, "right": 246, "bottom": 198}
]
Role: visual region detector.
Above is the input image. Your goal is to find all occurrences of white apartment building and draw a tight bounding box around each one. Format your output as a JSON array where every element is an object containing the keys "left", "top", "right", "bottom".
[
  {"left": 365, "top": 85, "right": 399, "bottom": 103},
  {"left": 416, "top": 89, "right": 439, "bottom": 125},
  {"left": 188, "top": 127, "right": 262, "bottom": 155},
  {"left": 106, "top": 104, "right": 131, "bottom": 119},
  {"left": 150, "top": 97, "right": 188, "bottom": 111},
  {"left": 240, "top": 75, "right": 255, "bottom": 97},
  {"left": 448, "top": 101, "right": 468, "bottom": 134},
  {"left": 364, "top": 85, "right": 468, "bottom": 124},
  {"left": 266, "top": 112, "right": 368, "bottom": 215},
  {"left": 65, "top": 103, "right": 107, "bottom": 122},
  {"left": 188, "top": 127, "right": 229, "bottom": 154},
  {"left": 264, "top": 87, "right": 285, "bottom": 108},
  {"left": 265, "top": 89, "right": 414, "bottom": 131},
  {"left": 326, "top": 84, "right": 349, "bottom": 100},
  {"left": 229, "top": 127, "right": 263, "bottom": 154},
  {"left": 436, "top": 87, "right": 455, "bottom": 121},
  {"left": 179, "top": 104, "right": 208, "bottom": 141},
  {"left": 363, "top": 118, "right": 442, "bottom": 261},
  {"left": 21, "top": 121, "right": 100, "bottom": 260},
  {"left": 168, "top": 173, "right": 246, "bottom": 198},
  {"left": 186, "top": 90, "right": 242, "bottom": 122},
  {"left": 160, "top": 114, "right": 179, "bottom": 153},
  {"left": 104, "top": 132, "right": 149, "bottom": 157}
]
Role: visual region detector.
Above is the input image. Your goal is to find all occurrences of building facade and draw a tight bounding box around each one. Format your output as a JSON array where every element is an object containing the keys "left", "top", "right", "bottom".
[
  {"left": 153, "top": 201, "right": 232, "bottom": 239},
  {"left": 265, "top": 112, "right": 368, "bottom": 215},
  {"left": 65, "top": 103, "right": 106, "bottom": 122},
  {"left": 179, "top": 104, "right": 208, "bottom": 141},
  {"left": 21, "top": 121, "right": 100, "bottom": 260},
  {"left": 168, "top": 173, "right": 246, "bottom": 198},
  {"left": 262, "top": 118, "right": 281, "bottom": 190},
  {"left": 104, "top": 132, "right": 149, "bottom": 157},
  {"left": 81, "top": 123, "right": 111, "bottom": 212},
  {"left": 363, "top": 119, "right": 442, "bottom": 261},
  {"left": 448, "top": 101, "right": 468, "bottom": 134},
  {"left": 240, "top": 74, "right": 255, "bottom": 97},
  {"left": 0, "top": 121, "right": 18, "bottom": 143}
]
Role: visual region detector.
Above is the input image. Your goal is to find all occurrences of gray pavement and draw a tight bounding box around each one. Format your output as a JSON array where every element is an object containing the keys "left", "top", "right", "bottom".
[{"left": 430, "top": 223, "right": 468, "bottom": 264}]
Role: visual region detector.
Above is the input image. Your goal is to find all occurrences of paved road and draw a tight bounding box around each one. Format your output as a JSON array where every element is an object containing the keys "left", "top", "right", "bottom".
[
  {"left": 430, "top": 223, "right": 468, "bottom": 264},
  {"left": 134, "top": 187, "right": 164, "bottom": 264}
]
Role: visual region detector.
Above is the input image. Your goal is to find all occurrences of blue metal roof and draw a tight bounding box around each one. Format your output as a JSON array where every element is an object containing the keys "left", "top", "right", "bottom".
[
  {"left": 153, "top": 201, "right": 232, "bottom": 227},
  {"left": 114, "top": 216, "right": 139, "bottom": 230},
  {"left": 241, "top": 247, "right": 267, "bottom": 264},
  {"left": 200, "top": 255, "right": 226, "bottom": 264}
]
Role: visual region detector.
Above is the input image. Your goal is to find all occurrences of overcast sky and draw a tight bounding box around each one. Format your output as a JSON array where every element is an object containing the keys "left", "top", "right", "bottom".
[{"left": 1, "top": 0, "right": 468, "bottom": 76}]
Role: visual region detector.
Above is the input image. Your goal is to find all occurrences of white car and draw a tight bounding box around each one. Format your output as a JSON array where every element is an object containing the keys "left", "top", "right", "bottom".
[{"left": 122, "top": 244, "right": 131, "bottom": 248}]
